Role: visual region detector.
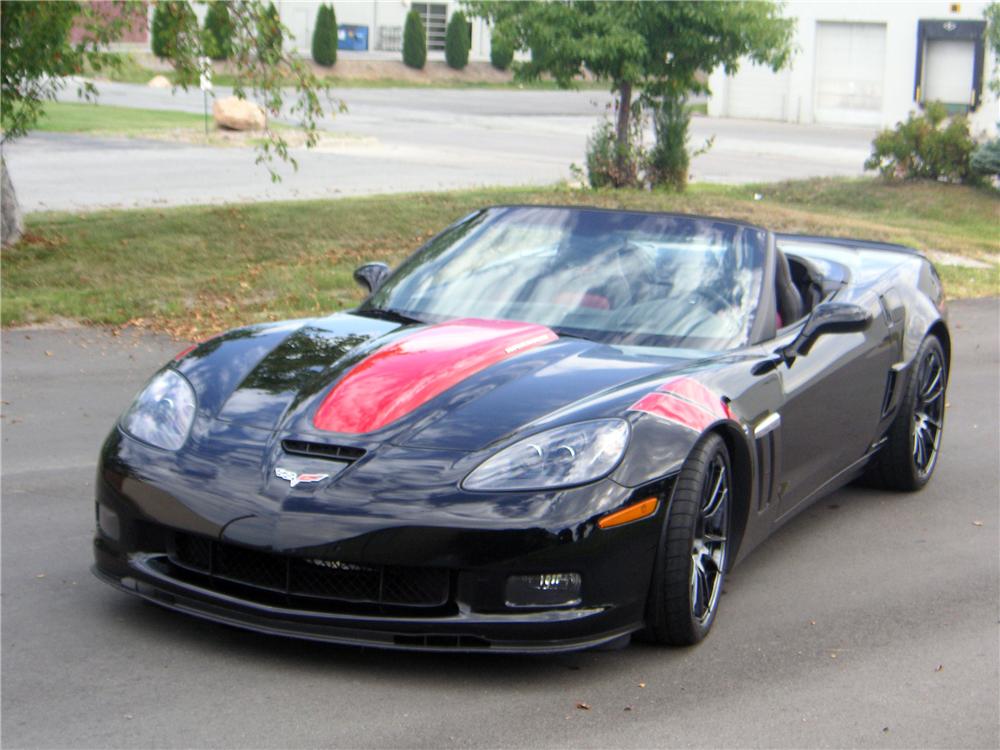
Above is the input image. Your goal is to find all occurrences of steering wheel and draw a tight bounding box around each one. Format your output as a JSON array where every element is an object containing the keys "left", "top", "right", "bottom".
[{"left": 686, "top": 287, "right": 732, "bottom": 315}]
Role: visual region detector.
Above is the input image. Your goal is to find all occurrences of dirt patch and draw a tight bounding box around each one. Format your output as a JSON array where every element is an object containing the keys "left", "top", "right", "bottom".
[
  {"left": 315, "top": 58, "right": 515, "bottom": 85},
  {"left": 131, "top": 50, "right": 517, "bottom": 86}
]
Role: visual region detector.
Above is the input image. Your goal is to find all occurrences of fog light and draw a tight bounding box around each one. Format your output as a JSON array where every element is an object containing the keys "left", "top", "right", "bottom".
[
  {"left": 505, "top": 573, "right": 582, "bottom": 608},
  {"left": 97, "top": 504, "right": 120, "bottom": 541}
]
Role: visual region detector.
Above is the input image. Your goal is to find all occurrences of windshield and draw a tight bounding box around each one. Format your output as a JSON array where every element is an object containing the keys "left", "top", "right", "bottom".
[{"left": 365, "top": 207, "right": 767, "bottom": 350}]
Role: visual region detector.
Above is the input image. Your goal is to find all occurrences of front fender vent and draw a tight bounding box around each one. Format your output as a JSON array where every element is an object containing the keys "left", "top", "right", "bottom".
[{"left": 282, "top": 439, "right": 365, "bottom": 463}]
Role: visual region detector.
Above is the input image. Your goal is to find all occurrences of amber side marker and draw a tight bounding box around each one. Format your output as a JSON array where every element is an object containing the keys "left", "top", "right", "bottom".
[{"left": 598, "top": 497, "right": 660, "bottom": 529}]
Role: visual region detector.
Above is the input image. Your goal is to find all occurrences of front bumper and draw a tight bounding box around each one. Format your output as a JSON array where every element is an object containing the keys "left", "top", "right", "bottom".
[
  {"left": 93, "top": 539, "right": 645, "bottom": 653},
  {"left": 94, "top": 425, "right": 672, "bottom": 653}
]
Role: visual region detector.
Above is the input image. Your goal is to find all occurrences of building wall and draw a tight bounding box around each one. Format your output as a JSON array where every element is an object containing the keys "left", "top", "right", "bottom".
[
  {"left": 708, "top": 1, "right": 998, "bottom": 136},
  {"left": 272, "top": 1, "right": 492, "bottom": 59}
]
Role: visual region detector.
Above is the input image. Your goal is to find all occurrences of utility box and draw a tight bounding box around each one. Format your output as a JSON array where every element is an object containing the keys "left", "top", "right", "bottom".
[{"left": 338, "top": 25, "right": 369, "bottom": 51}]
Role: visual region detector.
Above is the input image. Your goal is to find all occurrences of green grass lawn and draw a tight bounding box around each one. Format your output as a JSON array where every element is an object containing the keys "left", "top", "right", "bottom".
[
  {"left": 22, "top": 101, "right": 208, "bottom": 135},
  {"left": 2, "top": 178, "right": 996, "bottom": 338},
  {"left": 13, "top": 101, "right": 299, "bottom": 146}
]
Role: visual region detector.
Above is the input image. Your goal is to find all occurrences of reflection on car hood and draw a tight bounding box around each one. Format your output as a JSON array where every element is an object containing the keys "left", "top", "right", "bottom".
[{"left": 181, "top": 313, "right": 692, "bottom": 452}]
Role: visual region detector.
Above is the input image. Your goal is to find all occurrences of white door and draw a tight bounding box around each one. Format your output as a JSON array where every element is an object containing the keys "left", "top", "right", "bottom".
[
  {"left": 724, "top": 61, "right": 790, "bottom": 121},
  {"left": 923, "top": 39, "right": 976, "bottom": 109},
  {"left": 814, "top": 22, "right": 886, "bottom": 126}
]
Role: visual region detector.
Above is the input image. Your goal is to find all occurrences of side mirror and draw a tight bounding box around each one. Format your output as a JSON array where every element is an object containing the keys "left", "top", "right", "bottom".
[
  {"left": 782, "top": 301, "right": 872, "bottom": 362},
  {"left": 353, "top": 262, "right": 390, "bottom": 295}
]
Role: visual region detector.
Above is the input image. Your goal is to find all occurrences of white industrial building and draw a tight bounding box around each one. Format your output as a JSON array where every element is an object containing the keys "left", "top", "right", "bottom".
[
  {"left": 185, "top": 1, "right": 998, "bottom": 136},
  {"left": 272, "top": 1, "right": 493, "bottom": 61},
  {"left": 707, "top": 1, "right": 998, "bottom": 136}
]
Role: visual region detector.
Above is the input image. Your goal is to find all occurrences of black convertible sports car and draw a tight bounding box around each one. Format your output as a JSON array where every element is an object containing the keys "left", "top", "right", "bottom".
[{"left": 93, "top": 206, "right": 949, "bottom": 652}]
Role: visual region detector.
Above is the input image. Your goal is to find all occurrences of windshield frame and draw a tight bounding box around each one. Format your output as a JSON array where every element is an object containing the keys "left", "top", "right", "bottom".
[{"left": 360, "top": 205, "right": 772, "bottom": 351}]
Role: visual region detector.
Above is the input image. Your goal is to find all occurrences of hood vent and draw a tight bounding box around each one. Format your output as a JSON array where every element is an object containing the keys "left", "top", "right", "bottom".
[{"left": 281, "top": 439, "right": 366, "bottom": 463}]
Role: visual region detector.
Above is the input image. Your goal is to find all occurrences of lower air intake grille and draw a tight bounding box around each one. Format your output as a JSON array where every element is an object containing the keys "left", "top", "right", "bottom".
[{"left": 168, "top": 532, "right": 450, "bottom": 609}]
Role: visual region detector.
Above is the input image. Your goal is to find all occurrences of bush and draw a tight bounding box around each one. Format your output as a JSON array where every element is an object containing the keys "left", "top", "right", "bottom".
[
  {"left": 584, "top": 106, "right": 646, "bottom": 189},
  {"left": 864, "top": 102, "right": 979, "bottom": 183},
  {"left": 257, "top": 2, "right": 283, "bottom": 65},
  {"left": 312, "top": 4, "right": 337, "bottom": 67},
  {"left": 445, "top": 12, "right": 470, "bottom": 70},
  {"left": 151, "top": 1, "right": 196, "bottom": 60},
  {"left": 490, "top": 31, "right": 514, "bottom": 71},
  {"left": 202, "top": 1, "right": 233, "bottom": 61},
  {"left": 402, "top": 10, "right": 426, "bottom": 70},
  {"left": 971, "top": 138, "right": 1000, "bottom": 179},
  {"left": 648, "top": 96, "right": 691, "bottom": 191}
]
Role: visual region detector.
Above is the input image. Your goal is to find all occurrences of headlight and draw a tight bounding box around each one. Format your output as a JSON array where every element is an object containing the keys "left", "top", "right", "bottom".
[
  {"left": 463, "top": 419, "right": 630, "bottom": 492},
  {"left": 121, "top": 369, "right": 197, "bottom": 450}
]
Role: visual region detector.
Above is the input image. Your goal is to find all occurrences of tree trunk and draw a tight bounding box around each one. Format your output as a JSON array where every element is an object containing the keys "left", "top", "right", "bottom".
[
  {"left": 1, "top": 154, "right": 24, "bottom": 247},
  {"left": 614, "top": 81, "right": 633, "bottom": 187}
]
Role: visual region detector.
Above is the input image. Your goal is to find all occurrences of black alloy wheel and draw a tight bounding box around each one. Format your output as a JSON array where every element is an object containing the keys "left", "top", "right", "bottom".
[
  {"left": 870, "top": 335, "right": 947, "bottom": 491},
  {"left": 647, "top": 433, "right": 731, "bottom": 646}
]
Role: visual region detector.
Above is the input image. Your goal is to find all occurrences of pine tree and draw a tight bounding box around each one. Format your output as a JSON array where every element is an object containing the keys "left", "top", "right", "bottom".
[
  {"left": 489, "top": 29, "right": 513, "bottom": 71},
  {"left": 402, "top": 10, "right": 426, "bottom": 70},
  {"left": 257, "top": 2, "right": 282, "bottom": 65},
  {"left": 444, "top": 11, "right": 470, "bottom": 70},
  {"left": 311, "top": 4, "right": 337, "bottom": 67},
  {"left": 151, "top": 1, "right": 195, "bottom": 59},
  {"left": 203, "top": 1, "right": 233, "bottom": 61}
]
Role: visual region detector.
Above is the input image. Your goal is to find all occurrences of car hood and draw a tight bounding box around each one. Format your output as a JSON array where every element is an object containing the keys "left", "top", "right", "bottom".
[{"left": 177, "top": 313, "right": 692, "bottom": 452}]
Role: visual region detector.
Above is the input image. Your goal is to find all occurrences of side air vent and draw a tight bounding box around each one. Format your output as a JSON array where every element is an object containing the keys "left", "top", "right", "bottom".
[
  {"left": 880, "top": 371, "right": 898, "bottom": 417},
  {"left": 282, "top": 439, "right": 366, "bottom": 462}
]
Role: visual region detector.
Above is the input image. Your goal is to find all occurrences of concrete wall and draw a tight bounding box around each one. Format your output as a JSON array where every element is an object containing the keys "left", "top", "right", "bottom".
[{"left": 708, "top": 1, "right": 998, "bottom": 137}]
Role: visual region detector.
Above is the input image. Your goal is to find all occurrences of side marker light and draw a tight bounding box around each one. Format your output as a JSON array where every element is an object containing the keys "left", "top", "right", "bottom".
[{"left": 598, "top": 497, "right": 660, "bottom": 529}]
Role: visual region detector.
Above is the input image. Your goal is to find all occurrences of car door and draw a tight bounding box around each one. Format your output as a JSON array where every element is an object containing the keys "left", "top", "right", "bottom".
[{"left": 769, "top": 293, "right": 896, "bottom": 519}]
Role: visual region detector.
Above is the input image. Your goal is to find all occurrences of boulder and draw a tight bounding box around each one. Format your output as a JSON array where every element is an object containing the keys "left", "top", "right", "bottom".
[
  {"left": 147, "top": 75, "right": 171, "bottom": 89},
  {"left": 212, "top": 96, "right": 266, "bottom": 131}
]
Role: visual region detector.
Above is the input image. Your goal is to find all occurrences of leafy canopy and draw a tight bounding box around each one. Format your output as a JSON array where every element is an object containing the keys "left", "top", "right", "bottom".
[
  {"left": 465, "top": 1, "right": 794, "bottom": 96},
  {"left": 1, "top": 1, "right": 137, "bottom": 141},
  {"left": 986, "top": 2, "right": 1000, "bottom": 95}
]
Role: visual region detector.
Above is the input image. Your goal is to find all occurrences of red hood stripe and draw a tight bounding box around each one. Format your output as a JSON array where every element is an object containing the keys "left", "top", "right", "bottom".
[
  {"left": 313, "top": 318, "right": 558, "bottom": 434},
  {"left": 629, "top": 377, "right": 733, "bottom": 430},
  {"left": 657, "top": 377, "right": 733, "bottom": 420}
]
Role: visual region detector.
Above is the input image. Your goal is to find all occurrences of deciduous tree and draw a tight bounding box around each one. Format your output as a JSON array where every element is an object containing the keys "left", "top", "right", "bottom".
[
  {"left": 0, "top": 0, "right": 344, "bottom": 246},
  {"left": 466, "top": 1, "right": 794, "bottom": 187}
]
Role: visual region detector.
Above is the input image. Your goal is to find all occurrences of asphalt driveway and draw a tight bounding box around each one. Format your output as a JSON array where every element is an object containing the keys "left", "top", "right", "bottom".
[{"left": 1, "top": 298, "right": 997, "bottom": 749}]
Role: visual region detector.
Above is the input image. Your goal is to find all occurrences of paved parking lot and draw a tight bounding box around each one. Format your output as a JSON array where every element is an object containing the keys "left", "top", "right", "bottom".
[
  {"left": 4, "top": 83, "right": 873, "bottom": 212},
  {"left": 1, "top": 298, "right": 997, "bottom": 749}
]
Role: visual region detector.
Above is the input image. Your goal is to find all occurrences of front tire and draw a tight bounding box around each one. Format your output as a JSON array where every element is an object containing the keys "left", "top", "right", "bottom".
[
  {"left": 647, "top": 433, "right": 731, "bottom": 646},
  {"left": 870, "top": 335, "right": 947, "bottom": 491}
]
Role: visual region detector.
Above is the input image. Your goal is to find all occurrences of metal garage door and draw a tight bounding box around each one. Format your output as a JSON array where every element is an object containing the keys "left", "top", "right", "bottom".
[
  {"left": 923, "top": 38, "right": 976, "bottom": 110},
  {"left": 723, "top": 61, "right": 790, "bottom": 121},
  {"left": 814, "top": 22, "right": 887, "bottom": 125}
]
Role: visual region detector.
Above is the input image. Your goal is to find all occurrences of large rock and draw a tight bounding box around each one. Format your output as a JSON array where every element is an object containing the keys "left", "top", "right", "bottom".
[
  {"left": 147, "top": 75, "right": 171, "bottom": 89},
  {"left": 212, "top": 97, "right": 266, "bottom": 131}
]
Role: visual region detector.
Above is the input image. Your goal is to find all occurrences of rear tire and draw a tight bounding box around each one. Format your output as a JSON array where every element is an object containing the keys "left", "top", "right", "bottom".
[
  {"left": 869, "top": 335, "right": 947, "bottom": 491},
  {"left": 646, "top": 433, "right": 731, "bottom": 646}
]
